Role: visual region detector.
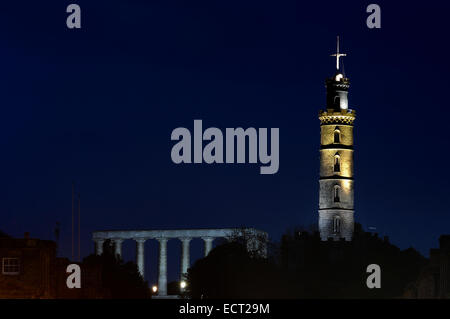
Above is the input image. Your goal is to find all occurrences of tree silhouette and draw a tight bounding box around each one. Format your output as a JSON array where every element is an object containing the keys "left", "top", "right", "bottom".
[
  {"left": 82, "top": 240, "right": 149, "bottom": 299},
  {"left": 186, "top": 224, "right": 427, "bottom": 299},
  {"left": 186, "top": 241, "right": 290, "bottom": 299}
]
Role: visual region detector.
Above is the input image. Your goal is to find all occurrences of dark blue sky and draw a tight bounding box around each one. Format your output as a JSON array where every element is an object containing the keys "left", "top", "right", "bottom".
[{"left": 1, "top": 0, "right": 449, "bottom": 284}]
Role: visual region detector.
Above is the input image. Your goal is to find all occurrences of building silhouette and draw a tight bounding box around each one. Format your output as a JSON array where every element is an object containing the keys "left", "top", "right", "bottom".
[
  {"left": 0, "top": 232, "right": 107, "bottom": 299},
  {"left": 404, "top": 235, "right": 450, "bottom": 298}
]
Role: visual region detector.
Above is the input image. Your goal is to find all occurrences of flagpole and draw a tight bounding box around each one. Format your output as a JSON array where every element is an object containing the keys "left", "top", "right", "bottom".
[
  {"left": 72, "top": 182, "right": 74, "bottom": 261},
  {"left": 78, "top": 192, "right": 81, "bottom": 262}
]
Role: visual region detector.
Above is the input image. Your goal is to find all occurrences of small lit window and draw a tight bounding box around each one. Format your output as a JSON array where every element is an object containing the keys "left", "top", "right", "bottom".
[
  {"left": 334, "top": 185, "right": 340, "bottom": 203},
  {"left": 2, "top": 258, "right": 20, "bottom": 275},
  {"left": 334, "top": 154, "right": 340, "bottom": 173},
  {"left": 333, "top": 216, "right": 341, "bottom": 234},
  {"left": 334, "top": 129, "right": 341, "bottom": 143}
]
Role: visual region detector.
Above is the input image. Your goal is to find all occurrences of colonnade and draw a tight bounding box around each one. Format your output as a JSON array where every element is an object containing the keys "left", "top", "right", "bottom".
[{"left": 92, "top": 228, "right": 267, "bottom": 296}]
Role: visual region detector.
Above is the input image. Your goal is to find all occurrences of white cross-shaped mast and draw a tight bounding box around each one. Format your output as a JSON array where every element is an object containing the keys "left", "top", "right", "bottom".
[{"left": 331, "top": 36, "right": 346, "bottom": 71}]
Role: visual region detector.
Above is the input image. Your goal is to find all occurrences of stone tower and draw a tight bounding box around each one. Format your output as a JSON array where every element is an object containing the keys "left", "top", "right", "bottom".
[{"left": 318, "top": 37, "right": 355, "bottom": 241}]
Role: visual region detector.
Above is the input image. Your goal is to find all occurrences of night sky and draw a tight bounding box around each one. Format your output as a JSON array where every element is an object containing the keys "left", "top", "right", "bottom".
[{"left": 1, "top": 1, "right": 449, "bottom": 284}]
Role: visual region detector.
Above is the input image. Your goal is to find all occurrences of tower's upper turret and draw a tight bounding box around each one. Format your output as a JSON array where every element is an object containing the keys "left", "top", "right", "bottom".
[
  {"left": 326, "top": 72, "right": 350, "bottom": 111},
  {"left": 326, "top": 36, "right": 350, "bottom": 111}
]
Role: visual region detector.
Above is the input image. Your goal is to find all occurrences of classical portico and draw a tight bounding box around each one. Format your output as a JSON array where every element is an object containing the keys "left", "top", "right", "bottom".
[{"left": 92, "top": 228, "right": 267, "bottom": 297}]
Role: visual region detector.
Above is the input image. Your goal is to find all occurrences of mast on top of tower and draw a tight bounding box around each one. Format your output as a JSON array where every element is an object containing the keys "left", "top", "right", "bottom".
[{"left": 330, "top": 36, "right": 346, "bottom": 71}]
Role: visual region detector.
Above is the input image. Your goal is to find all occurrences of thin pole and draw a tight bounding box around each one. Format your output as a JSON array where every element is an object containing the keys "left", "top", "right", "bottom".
[
  {"left": 72, "top": 182, "right": 74, "bottom": 261},
  {"left": 331, "top": 35, "right": 346, "bottom": 71},
  {"left": 337, "top": 36, "right": 340, "bottom": 54},
  {"left": 78, "top": 193, "right": 81, "bottom": 262}
]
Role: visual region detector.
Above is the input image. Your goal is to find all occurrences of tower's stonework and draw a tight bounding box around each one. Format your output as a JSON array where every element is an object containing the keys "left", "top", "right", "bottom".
[{"left": 318, "top": 69, "right": 355, "bottom": 241}]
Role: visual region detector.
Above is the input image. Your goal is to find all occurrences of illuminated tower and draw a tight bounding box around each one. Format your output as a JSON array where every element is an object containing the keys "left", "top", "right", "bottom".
[{"left": 318, "top": 37, "right": 355, "bottom": 241}]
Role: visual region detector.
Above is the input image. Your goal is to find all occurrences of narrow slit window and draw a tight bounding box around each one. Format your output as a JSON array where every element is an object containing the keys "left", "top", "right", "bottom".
[
  {"left": 334, "top": 185, "right": 340, "bottom": 203},
  {"left": 334, "top": 154, "right": 340, "bottom": 173},
  {"left": 333, "top": 216, "right": 341, "bottom": 234},
  {"left": 334, "top": 129, "right": 341, "bottom": 144}
]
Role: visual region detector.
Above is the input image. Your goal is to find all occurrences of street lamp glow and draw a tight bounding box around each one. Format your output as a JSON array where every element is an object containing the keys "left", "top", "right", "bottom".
[
  {"left": 180, "top": 281, "right": 187, "bottom": 289},
  {"left": 152, "top": 285, "right": 158, "bottom": 293}
]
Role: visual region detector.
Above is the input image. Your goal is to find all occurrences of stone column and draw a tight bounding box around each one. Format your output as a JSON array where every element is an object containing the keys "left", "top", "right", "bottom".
[
  {"left": 113, "top": 238, "right": 124, "bottom": 258},
  {"left": 135, "top": 238, "right": 146, "bottom": 278},
  {"left": 180, "top": 237, "right": 192, "bottom": 279},
  {"left": 94, "top": 239, "right": 104, "bottom": 255},
  {"left": 157, "top": 237, "right": 168, "bottom": 296},
  {"left": 202, "top": 237, "right": 214, "bottom": 257}
]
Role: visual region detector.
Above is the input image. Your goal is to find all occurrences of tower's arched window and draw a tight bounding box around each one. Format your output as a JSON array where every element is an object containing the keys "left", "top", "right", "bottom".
[
  {"left": 334, "top": 153, "right": 341, "bottom": 173},
  {"left": 333, "top": 96, "right": 340, "bottom": 108},
  {"left": 334, "top": 128, "right": 341, "bottom": 144},
  {"left": 333, "top": 216, "right": 341, "bottom": 234},
  {"left": 333, "top": 185, "right": 340, "bottom": 203}
]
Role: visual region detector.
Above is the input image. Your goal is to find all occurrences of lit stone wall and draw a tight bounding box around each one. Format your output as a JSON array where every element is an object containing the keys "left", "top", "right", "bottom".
[
  {"left": 320, "top": 124, "right": 354, "bottom": 146},
  {"left": 318, "top": 110, "right": 355, "bottom": 241},
  {"left": 319, "top": 148, "right": 353, "bottom": 178},
  {"left": 319, "top": 179, "right": 354, "bottom": 209},
  {"left": 318, "top": 210, "right": 354, "bottom": 241}
]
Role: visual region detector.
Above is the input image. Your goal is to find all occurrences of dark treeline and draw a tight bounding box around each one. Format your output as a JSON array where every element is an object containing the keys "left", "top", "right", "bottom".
[
  {"left": 81, "top": 240, "right": 150, "bottom": 298},
  {"left": 186, "top": 224, "right": 427, "bottom": 299}
]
